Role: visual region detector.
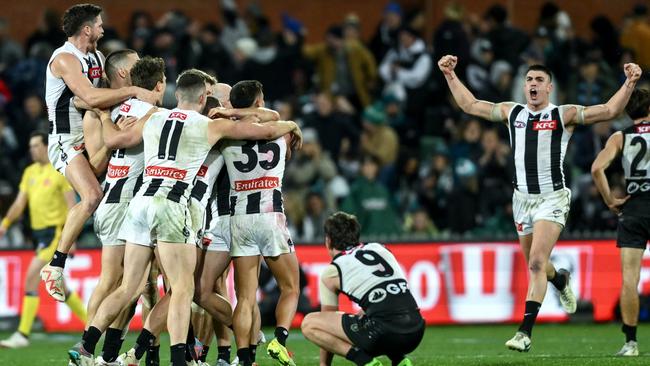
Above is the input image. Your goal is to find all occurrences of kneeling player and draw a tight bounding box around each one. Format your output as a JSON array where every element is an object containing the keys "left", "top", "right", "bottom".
[{"left": 302, "top": 212, "right": 424, "bottom": 366}]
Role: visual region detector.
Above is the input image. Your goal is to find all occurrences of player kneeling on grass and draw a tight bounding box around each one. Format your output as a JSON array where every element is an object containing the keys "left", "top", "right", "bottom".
[{"left": 302, "top": 212, "right": 424, "bottom": 366}]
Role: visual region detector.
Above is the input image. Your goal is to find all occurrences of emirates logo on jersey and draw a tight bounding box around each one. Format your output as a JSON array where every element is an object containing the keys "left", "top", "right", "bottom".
[
  {"left": 120, "top": 103, "right": 132, "bottom": 113},
  {"left": 145, "top": 165, "right": 187, "bottom": 180},
  {"left": 635, "top": 125, "right": 650, "bottom": 134},
  {"left": 197, "top": 165, "right": 208, "bottom": 177},
  {"left": 88, "top": 67, "right": 102, "bottom": 79},
  {"left": 169, "top": 112, "right": 187, "bottom": 120},
  {"left": 532, "top": 120, "right": 557, "bottom": 131},
  {"left": 234, "top": 176, "right": 279, "bottom": 191},
  {"left": 107, "top": 164, "right": 130, "bottom": 178}
]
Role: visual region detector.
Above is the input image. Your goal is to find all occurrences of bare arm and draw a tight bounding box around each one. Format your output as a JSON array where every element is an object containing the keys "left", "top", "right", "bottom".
[
  {"left": 99, "top": 108, "right": 155, "bottom": 149},
  {"left": 591, "top": 132, "right": 629, "bottom": 214},
  {"left": 318, "top": 266, "right": 340, "bottom": 366},
  {"left": 82, "top": 110, "right": 109, "bottom": 175},
  {"left": 0, "top": 191, "right": 28, "bottom": 237},
  {"left": 208, "top": 118, "right": 300, "bottom": 146},
  {"left": 209, "top": 107, "right": 280, "bottom": 122},
  {"left": 564, "top": 63, "right": 642, "bottom": 126},
  {"left": 438, "top": 55, "right": 513, "bottom": 124}
]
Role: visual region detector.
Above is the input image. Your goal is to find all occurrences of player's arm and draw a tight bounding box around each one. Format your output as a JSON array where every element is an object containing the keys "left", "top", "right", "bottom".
[
  {"left": 208, "top": 118, "right": 302, "bottom": 146},
  {"left": 99, "top": 108, "right": 156, "bottom": 149},
  {"left": 564, "top": 63, "right": 642, "bottom": 126},
  {"left": 51, "top": 53, "right": 153, "bottom": 108},
  {"left": 591, "top": 132, "right": 629, "bottom": 214},
  {"left": 319, "top": 265, "right": 340, "bottom": 366},
  {"left": 209, "top": 107, "right": 280, "bottom": 122},
  {"left": 438, "top": 55, "right": 513, "bottom": 124},
  {"left": 82, "top": 110, "right": 110, "bottom": 175},
  {"left": 0, "top": 191, "right": 28, "bottom": 238}
]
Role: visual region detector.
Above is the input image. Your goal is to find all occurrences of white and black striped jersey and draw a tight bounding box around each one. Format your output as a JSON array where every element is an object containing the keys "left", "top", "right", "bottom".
[
  {"left": 136, "top": 108, "right": 213, "bottom": 204},
  {"left": 507, "top": 103, "right": 572, "bottom": 194},
  {"left": 46, "top": 42, "right": 104, "bottom": 135},
  {"left": 221, "top": 136, "right": 287, "bottom": 215},
  {"left": 332, "top": 243, "right": 419, "bottom": 318},
  {"left": 621, "top": 121, "right": 650, "bottom": 216},
  {"left": 99, "top": 98, "right": 154, "bottom": 205},
  {"left": 190, "top": 148, "right": 223, "bottom": 209}
]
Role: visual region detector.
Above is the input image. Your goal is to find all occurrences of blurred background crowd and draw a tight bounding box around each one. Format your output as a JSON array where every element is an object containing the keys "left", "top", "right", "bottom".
[{"left": 1, "top": 0, "right": 650, "bottom": 247}]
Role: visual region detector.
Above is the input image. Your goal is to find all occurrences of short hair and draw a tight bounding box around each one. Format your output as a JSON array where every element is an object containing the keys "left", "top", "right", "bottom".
[
  {"left": 187, "top": 68, "right": 217, "bottom": 86},
  {"left": 324, "top": 212, "right": 361, "bottom": 251},
  {"left": 62, "top": 4, "right": 102, "bottom": 37},
  {"left": 176, "top": 70, "right": 207, "bottom": 102},
  {"left": 230, "top": 80, "right": 263, "bottom": 108},
  {"left": 30, "top": 131, "right": 48, "bottom": 145},
  {"left": 202, "top": 96, "right": 221, "bottom": 115},
  {"left": 526, "top": 64, "right": 553, "bottom": 82},
  {"left": 130, "top": 56, "right": 165, "bottom": 91},
  {"left": 626, "top": 88, "right": 650, "bottom": 120},
  {"left": 105, "top": 49, "right": 137, "bottom": 82}
]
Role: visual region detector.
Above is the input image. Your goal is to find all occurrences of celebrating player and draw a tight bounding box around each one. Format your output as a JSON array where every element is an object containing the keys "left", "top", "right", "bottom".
[
  {"left": 591, "top": 88, "right": 650, "bottom": 356},
  {"left": 438, "top": 54, "right": 642, "bottom": 351}
]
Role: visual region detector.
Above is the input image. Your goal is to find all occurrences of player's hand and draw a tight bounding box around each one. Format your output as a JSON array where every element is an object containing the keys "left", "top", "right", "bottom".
[
  {"left": 438, "top": 55, "right": 458, "bottom": 76},
  {"left": 117, "top": 116, "right": 138, "bottom": 130},
  {"left": 606, "top": 195, "right": 630, "bottom": 215},
  {"left": 290, "top": 124, "right": 303, "bottom": 150},
  {"left": 623, "top": 63, "right": 642, "bottom": 83},
  {"left": 208, "top": 107, "right": 232, "bottom": 119}
]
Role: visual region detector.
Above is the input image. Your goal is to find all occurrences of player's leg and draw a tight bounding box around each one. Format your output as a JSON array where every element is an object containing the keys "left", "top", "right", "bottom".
[
  {"left": 119, "top": 291, "right": 170, "bottom": 365},
  {"left": 232, "top": 255, "right": 260, "bottom": 365},
  {"left": 157, "top": 241, "right": 197, "bottom": 366},
  {"left": 214, "top": 270, "right": 233, "bottom": 365},
  {"left": 86, "top": 246, "right": 125, "bottom": 326},
  {"left": 194, "top": 250, "right": 233, "bottom": 326},
  {"left": 617, "top": 247, "right": 644, "bottom": 356}
]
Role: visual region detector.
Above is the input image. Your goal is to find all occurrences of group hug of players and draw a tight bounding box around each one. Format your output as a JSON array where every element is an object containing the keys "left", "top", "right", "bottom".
[{"left": 1, "top": 3, "right": 649, "bottom": 366}]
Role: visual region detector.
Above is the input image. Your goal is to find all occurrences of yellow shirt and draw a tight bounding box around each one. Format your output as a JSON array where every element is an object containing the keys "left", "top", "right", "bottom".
[{"left": 19, "top": 163, "right": 73, "bottom": 230}]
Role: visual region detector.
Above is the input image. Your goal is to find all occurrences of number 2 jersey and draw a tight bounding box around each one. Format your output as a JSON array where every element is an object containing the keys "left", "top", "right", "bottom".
[
  {"left": 136, "top": 108, "right": 213, "bottom": 204},
  {"left": 621, "top": 121, "right": 650, "bottom": 217},
  {"left": 221, "top": 137, "right": 287, "bottom": 215}
]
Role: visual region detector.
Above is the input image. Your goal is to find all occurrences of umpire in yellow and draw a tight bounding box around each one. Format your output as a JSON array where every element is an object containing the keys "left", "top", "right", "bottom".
[{"left": 0, "top": 132, "right": 86, "bottom": 348}]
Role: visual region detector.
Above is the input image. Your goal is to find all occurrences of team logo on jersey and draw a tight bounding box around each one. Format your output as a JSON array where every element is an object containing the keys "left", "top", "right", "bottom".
[
  {"left": 514, "top": 121, "right": 526, "bottom": 128},
  {"left": 145, "top": 166, "right": 187, "bottom": 180},
  {"left": 542, "top": 113, "right": 549, "bottom": 119},
  {"left": 120, "top": 103, "right": 132, "bottom": 113},
  {"left": 234, "top": 176, "right": 279, "bottom": 191},
  {"left": 169, "top": 111, "right": 188, "bottom": 120},
  {"left": 197, "top": 165, "right": 208, "bottom": 177},
  {"left": 107, "top": 164, "right": 130, "bottom": 178},
  {"left": 88, "top": 67, "right": 102, "bottom": 79},
  {"left": 532, "top": 120, "right": 557, "bottom": 131},
  {"left": 635, "top": 125, "right": 650, "bottom": 134},
  {"left": 368, "top": 288, "right": 387, "bottom": 303}
]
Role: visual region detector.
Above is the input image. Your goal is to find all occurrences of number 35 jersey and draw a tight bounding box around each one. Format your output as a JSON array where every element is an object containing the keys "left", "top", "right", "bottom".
[
  {"left": 221, "top": 136, "right": 287, "bottom": 216},
  {"left": 137, "top": 108, "right": 213, "bottom": 204},
  {"left": 621, "top": 121, "right": 650, "bottom": 217}
]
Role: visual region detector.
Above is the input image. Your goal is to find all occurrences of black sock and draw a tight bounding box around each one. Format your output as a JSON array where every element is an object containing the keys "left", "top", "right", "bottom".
[
  {"left": 274, "top": 327, "right": 289, "bottom": 346},
  {"left": 217, "top": 346, "right": 231, "bottom": 361},
  {"left": 250, "top": 344, "right": 257, "bottom": 362},
  {"left": 548, "top": 269, "right": 567, "bottom": 291},
  {"left": 146, "top": 345, "right": 160, "bottom": 366},
  {"left": 622, "top": 323, "right": 637, "bottom": 342},
  {"left": 82, "top": 326, "right": 102, "bottom": 355},
  {"left": 101, "top": 327, "right": 124, "bottom": 362},
  {"left": 50, "top": 250, "right": 68, "bottom": 268},
  {"left": 134, "top": 329, "right": 156, "bottom": 360},
  {"left": 518, "top": 301, "right": 541, "bottom": 337},
  {"left": 199, "top": 345, "right": 209, "bottom": 362},
  {"left": 237, "top": 347, "right": 251, "bottom": 366},
  {"left": 185, "top": 324, "right": 197, "bottom": 361},
  {"left": 345, "top": 346, "right": 373, "bottom": 366},
  {"left": 170, "top": 343, "right": 186, "bottom": 366}
]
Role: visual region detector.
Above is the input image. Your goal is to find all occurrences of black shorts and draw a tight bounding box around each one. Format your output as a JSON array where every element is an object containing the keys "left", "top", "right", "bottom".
[
  {"left": 341, "top": 313, "right": 425, "bottom": 357},
  {"left": 617, "top": 216, "right": 650, "bottom": 249}
]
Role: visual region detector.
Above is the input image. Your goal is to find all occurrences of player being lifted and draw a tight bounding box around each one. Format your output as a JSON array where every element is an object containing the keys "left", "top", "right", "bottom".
[
  {"left": 41, "top": 3, "right": 154, "bottom": 301},
  {"left": 592, "top": 88, "right": 650, "bottom": 357},
  {"left": 438, "top": 54, "right": 642, "bottom": 351},
  {"left": 302, "top": 211, "right": 424, "bottom": 366}
]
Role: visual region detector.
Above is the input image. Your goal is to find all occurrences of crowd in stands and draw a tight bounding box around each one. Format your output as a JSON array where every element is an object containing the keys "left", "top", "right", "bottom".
[{"left": 1, "top": 1, "right": 650, "bottom": 246}]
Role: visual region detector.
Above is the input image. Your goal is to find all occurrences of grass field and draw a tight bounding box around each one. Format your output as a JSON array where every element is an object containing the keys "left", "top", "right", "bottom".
[{"left": 0, "top": 324, "right": 648, "bottom": 365}]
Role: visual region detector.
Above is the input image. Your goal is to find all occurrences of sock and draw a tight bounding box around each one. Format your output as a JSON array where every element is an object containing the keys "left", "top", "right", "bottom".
[
  {"left": 50, "top": 250, "right": 68, "bottom": 268},
  {"left": 134, "top": 329, "right": 156, "bottom": 359},
  {"left": 146, "top": 345, "right": 160, "bottom": 366},
  {"left": 237, "top": 347, "right": 251, "bottom": 366},
  {"left": 65, "top": 292, "right": 88, "bottom": 323},
  {"left": 217, "top": 346, "right": 231, "bottom": 361},
  {"left": 170, "top": 343, "right": 186, "bottom": 366},
  {"left": 622, "top": 323, "right": 637, "bottom": 342},
  {"left": 518, "top": 301, "right": 541, "bottom": 337},
  {"left": 101, "top": 328, "right": 123, "bottom": 362},
  {"left": 82, "top": 326, "right": 102, "bottom": 355},
  {"left": 345, "top": 346, "right": 373, "bottom": 366},
  {"left": 250, "top": 344, "right": 257, "bottom": 362},
  {"left": 200, "top": 345, "right": 209, "bottom": 362},
  {"left": 548, "top": 269, "right": 567, "bottom": 291},
  {"left": 185, "top": 324, "right": 197, "bottom": 361},
  {"left": 274, "top": 327, "right": 289, "bottom": 346},
  {"left": 17, "top": 294, "right": 40, "bottom": 337}
]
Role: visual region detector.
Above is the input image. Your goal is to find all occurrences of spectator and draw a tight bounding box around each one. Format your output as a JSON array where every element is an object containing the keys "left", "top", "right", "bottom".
[
  {"left": 127, "top": 11, "right": 154, "bottom": 53},
  {"left": 300, "top": 191, "right": 332, "bottom": 242},
  {"left": 196, "top": 24, "right": 233, "bottom": 80},
  {"left": 417, "top": 148, "right": 453, "bottom": 230},
  {"left": 340, "top": 155, "right": 402, "bottom": 238},
  {"left": 621, "top": 4, "right": 650, "bottom": 69},
  {"left": 0, "top": 18, "right": 23, "bottom": 74},
  {"left": 343, "top": 13, "right": 361, "bottom": 42},
  {"left": 450, "top": 118, "right": 483, "bottom": 163},
  {"left": 432, "top": 3, "right": 471, "bottom": 82},
  {"left": 466, "top": 38, "right": 494, "bottom": 99},
  {"left": 571, "top": 121, "right": 616, "bottom": 174},
  {"left": 302, "top": 93, "right": 358, "bottom": 160},
  {"left": 0, "top": 114, "right": 19, "bottom": 185},
  {"left": 404, "top": 207, "right": 438, "bottom": 236},
  {"left": 590, "top": 15, "right": 621, "bottom": 68},
  {"left": 567, "top": 55, "right": 617, "bottom": 106},
  {"left": 483, "top": 4, "right": 529, "bottom": 69},
  {"left": 477, "top": 128, "right": 512, "bottom": 217},
  {"left": 25, "top": 9, "right": 65, "bottom": 53},
  {"left": 369, "top": 1, "right": 402, "bottom": 62},
  {"left": 484, "top": 60, "right": 513, "bottom": 102},
  {"left": 447, "top": 158, "right": 480, "bottom": 233},
  {"left": 360, "top": 104, "right": 399, "bottom": 170}
]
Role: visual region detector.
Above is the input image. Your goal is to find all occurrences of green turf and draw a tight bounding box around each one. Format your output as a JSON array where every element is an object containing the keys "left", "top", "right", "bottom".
[{"left": 0, "top": 324, "right": 648, "bottom": 365}]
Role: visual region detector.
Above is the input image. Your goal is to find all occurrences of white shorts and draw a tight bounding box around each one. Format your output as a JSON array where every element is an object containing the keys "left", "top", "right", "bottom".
[
  {"left": 512, "top": 188, "right": 571, "bottom": 236},
  {"left": 204, "top": 214, "right": 232, "bottom": 252},
  {"left": 94, "top": 201, "right": 129, "bottom": 246},
  {"left": 48, "top": 133, "right": 85, "bottom": 177},
  {"left": 188, "top": 199, "right": 206, "bottom": 248},
  {"left": 230, "top": 212, "right": 294, "bottom": 257},
  {"left": 119, "top": 196, "right": 195, "bottom": 246}
]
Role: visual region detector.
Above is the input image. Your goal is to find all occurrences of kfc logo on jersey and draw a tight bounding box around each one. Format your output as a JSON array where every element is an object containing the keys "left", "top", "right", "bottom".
[
  {"left": 107, "top": 164, "right": 130, "bottom": 178},
  {"left": 120, "top": 103, "right": 132, "bottom": 113},
  {"left": 145, "top": 166, "right": 187, "bottom": 180},
  {"left": 169, "top": 112, "right": 187, "bottom": 120},
  {"left": 88, "top": 67, "right": 102, "bottom": 79},
  {"left": 635, "top": 125, "right": 650, "bottom": 134},
  {"left": 197, "top": 165, "right": 208, "bottom": 178},
  {"left": 533, "top": 120, "right": 557, "bottom": 131},
  {"left": 234, "top": 177, "right": 279, "bottom": 191},
  {"left": 514, "top": 121, "right": 526, "bottom": 128}
]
